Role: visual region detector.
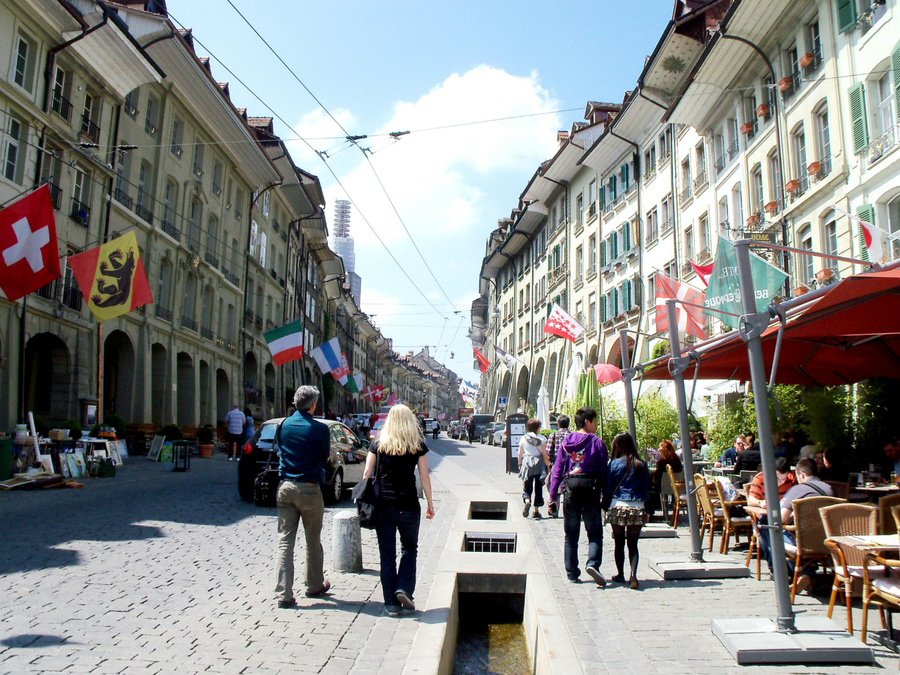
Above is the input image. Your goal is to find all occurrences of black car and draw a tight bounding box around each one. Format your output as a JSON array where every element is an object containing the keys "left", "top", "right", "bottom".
[{"left": 238, "top": 417, "right": 369, "bottom": 505}]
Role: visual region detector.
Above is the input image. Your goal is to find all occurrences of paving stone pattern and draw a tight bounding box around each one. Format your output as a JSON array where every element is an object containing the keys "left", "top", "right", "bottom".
[{"left": 0, "top": 439, "right": 896, "bottom": 674}]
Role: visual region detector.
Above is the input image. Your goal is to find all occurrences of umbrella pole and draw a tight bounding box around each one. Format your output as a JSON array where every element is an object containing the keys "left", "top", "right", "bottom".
[
  {"left": 620, "top": 329, "right": 637, "bottom": 441},
  {"left": 667, "top": 300, "right": 704, "bottom": 562},
  {"left": 734, "top": 240, "right": 795, "bottom": 632}
]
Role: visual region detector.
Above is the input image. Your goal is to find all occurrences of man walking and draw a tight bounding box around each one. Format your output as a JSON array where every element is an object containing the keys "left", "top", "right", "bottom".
[
  {"left": 275, "top": 386, "right": 332, "bottom": 608},
  {"left": 431, "top": 419, "right": 440, "bottom": 440},
  {"left": 548, "top": 407, "right": 609, "bottom": 586},
  {"left": 545, "top": 415, "right": 571, "bottom": 518},
  {"left": 224, "top": 404, "right": 245, "bottom": 461}
]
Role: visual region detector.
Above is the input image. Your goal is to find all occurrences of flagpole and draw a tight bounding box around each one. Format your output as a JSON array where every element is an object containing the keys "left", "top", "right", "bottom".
[
  {"left": 17, "top": 295, "right": 27, "bottom": 424},
  {"left": 97, "top": 323, "right": 103, "bottom": 427}
]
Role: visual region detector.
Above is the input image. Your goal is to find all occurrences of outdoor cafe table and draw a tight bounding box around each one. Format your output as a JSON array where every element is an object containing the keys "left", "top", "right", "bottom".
[
  {"left": 829, "top": 534, "right": 900, "bottom": 552},
  {"left": 857, "top": 485, "right": 900, "bottom": 502}
]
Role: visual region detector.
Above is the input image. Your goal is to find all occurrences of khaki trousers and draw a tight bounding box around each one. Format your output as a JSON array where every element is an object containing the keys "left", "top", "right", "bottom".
[{"left": 275, "top": 480, "right": 324, "bottom": 601}]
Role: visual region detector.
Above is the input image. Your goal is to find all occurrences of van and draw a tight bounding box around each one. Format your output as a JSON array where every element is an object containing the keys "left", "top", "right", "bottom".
[{"left": 468, "top": 414, "right": 495, "bottom": 439}]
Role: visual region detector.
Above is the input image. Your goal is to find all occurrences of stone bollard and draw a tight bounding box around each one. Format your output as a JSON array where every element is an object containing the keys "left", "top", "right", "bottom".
[{"left": 332, "top": 511, "right": 363, "bottom": 572}]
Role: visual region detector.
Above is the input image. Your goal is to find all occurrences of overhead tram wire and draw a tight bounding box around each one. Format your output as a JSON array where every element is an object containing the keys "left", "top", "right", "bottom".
[
  {"left": 222, "top": 0, "right": 460, "bottom": 314},
  {"left": 167, "top": 14, "right": 450, "bottom": 322}
]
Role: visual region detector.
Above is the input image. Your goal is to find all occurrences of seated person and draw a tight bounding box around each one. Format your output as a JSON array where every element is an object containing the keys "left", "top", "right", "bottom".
[
  {"left": 734, "top": 439, "right": 762, "bottom": 474},
  {"left": 818, "top": 447, "right": 849, "bottom": 483},
  {"left": 745, "top": 457, "right": 797, "bottom": 508},
  {"left": 717, "top": 435, "right": 745, "bottom": 468},
  {"left": 648, "top": 440, "right": 682, "bottom": 518},
  {"left": 775, "top": 431, "right": 796, "bottom": 461}
]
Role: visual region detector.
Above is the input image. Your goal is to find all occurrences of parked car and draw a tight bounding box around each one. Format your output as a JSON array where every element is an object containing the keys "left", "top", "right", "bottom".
[
  {"left": 368, "top": 417, "right": 386, "bottom": 442},
  {"left": 238, "top": 417, "right": 369, "bottom": 505},
  {"left": 447, "top": 420, "right": 460, "bottom": 439},
  {"left": 480, "top": 422, "right": 501, "bottom": 444},
  {"left": 468, "top": 414, "right": 495, "bottom": 442},
  {"left": 493, "top": 426, "right": 508, "bottom": 448}
]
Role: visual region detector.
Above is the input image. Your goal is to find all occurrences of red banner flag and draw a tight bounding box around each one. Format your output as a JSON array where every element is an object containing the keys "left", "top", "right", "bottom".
[
  {"left": 655, "top": 274, "right": 707, "bottom": 340},
  {"left": 0, "top": 185, "right": 61, "bottom": 301},
  {"left": 543, "top": 303, "right": 584, "bottom": 341},
  {"left": 689, "top": 260, "right": 715, "bottom": 287},
  {"left": 473, "top": 348, "right": 489, "bottom": 373}
]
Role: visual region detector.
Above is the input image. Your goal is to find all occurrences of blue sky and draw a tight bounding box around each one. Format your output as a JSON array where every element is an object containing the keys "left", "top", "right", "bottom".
[{"left": 169, "top": 0, "right": 674, "bottom": 386}]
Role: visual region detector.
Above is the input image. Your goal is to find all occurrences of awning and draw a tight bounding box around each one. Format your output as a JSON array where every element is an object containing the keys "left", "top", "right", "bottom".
[{"left": 641, "top": 262, "right": 900, "bottom": 386}]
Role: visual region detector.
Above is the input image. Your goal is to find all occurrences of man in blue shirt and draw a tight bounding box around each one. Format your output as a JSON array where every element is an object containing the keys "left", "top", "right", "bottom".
[
  {"left": 275, "top": 386, "right": 331, "bottom": 608},
  {"left": 224, "top": 404, "right": 245, "bottom": 461}
]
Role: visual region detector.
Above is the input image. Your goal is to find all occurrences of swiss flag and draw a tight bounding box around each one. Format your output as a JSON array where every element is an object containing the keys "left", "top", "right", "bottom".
[
  {"left": 689, "top": 260, "right": 715, "bottom": 287},
  {"left": 0, "top": 185, "right": 61, "bottom": 301},
  {"left": 655, "top": 274, "right": 707, "bottom": 340},
  {"left": 544, "top": 303, "right": 584, "bottom": 341}
]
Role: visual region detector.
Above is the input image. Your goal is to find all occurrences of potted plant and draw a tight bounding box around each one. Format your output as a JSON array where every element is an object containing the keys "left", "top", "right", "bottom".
[
  {"left": 793, "top": 285, "right": 809, "bottom": 298},
  {"left": 740, "top": 122, "right": 755, "bottom": 135},
  {"left": 807, "top": 160, "right": 822, "bottom": 176},
  {"left": 196, "top": 425, "right": 215, "bottom": 458},
  {"left": 764, "top": 201, "right": 779, "bottom": 213},
  {"left": 785, "top": 178, "right": 801, "bottom": 193},
  {"left": 815, "top": 267, "right": 834, "bottom": 283},
  {"left": 755, "top": 103, "right": 770, "bottom": 117},
  {"left": 799, "top": 52, "right": 815, "bottom": 68},
  {"left": 746, "top": 214, "right": 760, "bottom": 227}
]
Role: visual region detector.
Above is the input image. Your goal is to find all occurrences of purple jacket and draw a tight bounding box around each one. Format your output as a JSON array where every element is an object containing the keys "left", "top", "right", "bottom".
[{"left": 548, "top": 432, "right": 609, "bottom": 501}]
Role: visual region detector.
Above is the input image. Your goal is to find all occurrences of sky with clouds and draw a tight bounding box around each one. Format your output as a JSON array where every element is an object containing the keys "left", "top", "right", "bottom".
[{"left": 168, "top": 0, "right": 674, "bottom": 387}]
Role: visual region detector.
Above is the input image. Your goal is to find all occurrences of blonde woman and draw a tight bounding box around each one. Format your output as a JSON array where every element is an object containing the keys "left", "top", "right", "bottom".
[{"left": 363, "top": 404, "right": 435, "bottom": 616}]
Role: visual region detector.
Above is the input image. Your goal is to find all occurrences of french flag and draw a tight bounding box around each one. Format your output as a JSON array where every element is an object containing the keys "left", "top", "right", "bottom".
[{"left": 311, "top": 337, "right": 347, "bottom": 384}]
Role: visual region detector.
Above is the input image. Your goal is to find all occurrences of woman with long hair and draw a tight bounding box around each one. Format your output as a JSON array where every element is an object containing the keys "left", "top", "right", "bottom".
[
  {"left": 648, "top": 439, "right": 682, "bottom": 519},
  {"left": 605, "top": 432, "right": 650, "bottom": 589},
  {"left": 362, "top": 404, "right": 435, "bottom": 616}
]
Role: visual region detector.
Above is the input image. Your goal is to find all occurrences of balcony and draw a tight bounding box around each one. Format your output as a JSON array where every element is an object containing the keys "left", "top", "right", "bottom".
[
  {"left": 224, "top": 269, "right": 241, "bottom": 286},
  {"left": 867, "top": 124, "right": 899, "bottom": 166},
  {"left": 548, "top": 263, "right": 567, "bottom": 289},
  {"left": 244, "top": 308, "right": 254, "bottom": 323},
  {"left": 181, "top": 316, "right": 198, "bottom": 332},
  {"left": 661, "top": 218, "right": 674, "bottom": 235},
  {"left": 265, "top": 319, "right": 275, "bottom": 330},
  {"left": 586, "top": 264, "right": 597, "bottom": 279},
  {"left": 144, "top": 119, "right": 158, "bottom": 136},
  {"left": 573, "top": 274, "right": 584, "bottom": 289},
  {"left": 643, "top": 168, "right": 656, "bottom": 184},
  {"left": 161, "top": 219, "right": 179, "bottom": 240},
  {"left": 124, "top": 102, "right": 138, "bottom": 118},
  {"left": 692, "top": 171, "right": 708, "bottom": 192},
  {"left": 255, "top": 314, "right": 263, "bottom": 329},
  {"left": 61, "top": 283, "right": 81, "bottom": 311},
  {"left": 726, "top": 139, "right": 740, "bottom": 161},
  {"left": 741, "top": 120, "right": 758, "bottom": 141},
  {"left": 625, "top": 181, "right": 637, "bottom": 197},
  {"left": 714, "top": 153, "right": 727, "bottom": 175},
  {"left": 681, "top": 261, "right": 694, "bottom": 277},
  {"left": 45, "top": 181, "right": 62, "bottom": 210},
  {"left": 612, "top": 191, "right": 624, "bottom": 207},
  {"left": 171, "top": 144, "right": 183, "bottom": 158},
  {"left": 80, "top": 115, "right": 101, "bottom": 144},
  {"left": 779, "top": 73, "right": 799, "bottom": 102},
  {"left": 679, "top": 186, "right": 692, "bottom": 204},
  {"left": 192, "top": 163, "right": 204, "bottom": 178},
  {"left": 801, "top": 49, "right": 822, "bottom": 78},
  {"left": 226, "top": 340, "right": 237, "bottom": 354},
  {"left": 70, "top": 199, "right": 91, "bottom": 228},
  {"left": 205, "top": 252, "right": 219, "bottom": 269},
  {"left": 114, "top": 187, "right": 133, "bottom": 210},
  {"left": 155, "top": 306, "right": 172, "bottom": 322},
  {"left": 212, "top": 182, "right": 222, "bottom": 196},
  {"left": 645, "top": 230, "right": 658, "bottom": 246},
  {"left": 200, "top": 327, "right": 214, "bottom": 340},
  {"left": 135, "top": 202, "right": 153, "bottom": 224},
  {"left": 50, "top": 91, "right": 73, "bottom": 122}
]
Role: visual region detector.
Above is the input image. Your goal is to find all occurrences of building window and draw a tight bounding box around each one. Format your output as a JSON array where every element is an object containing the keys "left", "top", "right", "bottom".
[
  {"left": 694, "top": 142, "right": 707, "bottom": 188},
  {"left": 144, "top": 97, "right": 158, "bottom": 136},
  {"left": 718, "top": 197, "right": 729, "bottom": 234},
  {"left": 732, "top": 184, "right": 744, "bottom": 232},
  {"left": 661, "top": 194, "right": 674, "bottom": 233},
  {"left": 684, "top": 226, "right": 694, "bottom": 263},
  {"left": 698, "top": 212, "right": 710, "bottom": 257},
  {"left": 751, "top": 164, "right": 764, "bottom": 216},
  {"left": 575, "top": 192, "right": 583, "bottom": 229},
  {"left": 680, "top": 158, "right": 691, "bottom": 201},
  {"left": 876, "top": 72, "right": 898, "bottom": 147},
  {"left": 170, "top": 118, "right": 183, "bottom": 156},
  {"left": 646, "top": 206, "right": 658, "bottom": 243},
  {"left": 192, "top": 139, "right": 205, "bottom": 177},
  {"left": 157, "top": 260, "right": 172, "bottom": 317},
  {"left": 644, "top": 145, "right": 657, "bottom": 178},
  {"left": 813, "top": 103, "right": 831, "bottom": 175},
  {"left": 2, "top": 114, "right": 26, "bottom": 184},
  {"left": 888, "top": 196, "right": 900, "bottom": 260},
  {"left": 12, "top": 33, "right": 37, "bottom": 92},
  {"left": 798, "top": 225, "right": 813, "bottom": 286},
  {"left": 822, "top": 214, "right": 838, "bottom": 273},
  {"left": 188, "top": 198, "right": 202, "bottom": 251},
  {"left": 791, "top": 124, "right": 808, "bottom": 192},
  {"left": 206, "top": 215, "right": 219, "bottom": 260},
  {"left": 50, "top": 67, "right": 73, "bottom": 121},
  {"left": 805, "top": 19, "right": 822, "bottom": 74},
  {"left": 768, "top": 149, "right": 782, "bottom": 210}
]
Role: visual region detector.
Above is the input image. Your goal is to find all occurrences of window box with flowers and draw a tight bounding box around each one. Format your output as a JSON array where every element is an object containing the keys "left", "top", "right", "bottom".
[
  {"left": 746, "top": 214, "right": 760, "bottom": 227},
  {"left": 806, "top": 161, "right": 822, "bottom": 176},
  {"left": 799, "top": 53, "right": 815, "bottom": 68},
  {"left": 785, "top": 179, "right": 801, "bottom": 193},
  {"left": 740, "top": 122, "right": 755, "bottom": 135},
  {"left": 764, "top": 201, "right": 779, "bottom": 214},
  {"left": 777, "top": 77, "right": 794, "bottom": 92},
  {"left": 755, "top": 103, "right": 770, "bottom": 118}
]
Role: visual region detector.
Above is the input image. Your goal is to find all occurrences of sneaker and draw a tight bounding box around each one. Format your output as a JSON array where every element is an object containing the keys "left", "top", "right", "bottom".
[
  {"left": 277, "top": 598, "right": 296, "bottom": 609},
  {"left": 395, "top": 591, "right": 415, "bottom": 611},
  {"left": 611, "top": 574, "right": 626, "bottom": 584},
  {"left": 629, "top": 577, "right": 640, "bottom": 590},
  {"left": 567, "top": 576, "right": 581, "bottom": 584},
  {"left": 794, "top": 574, "right": 812, "bottom": 595},
  {"left": 586, "top": 566, "right": 606, "bottom": 588},
  {"left": 523, "top": 499, "right": 531, "bottom": 517},
  {"left": 384, "top": 605, "right": 401, "bottom": 617},
  {"left": 227, "top": 457, "right": 233, "bottom": 462},
  {"left": 532, "top": 509, "right": 542, "bottom": 519},
  {"left": 305, "top": 580, "right": 331, "bottom": 597}
]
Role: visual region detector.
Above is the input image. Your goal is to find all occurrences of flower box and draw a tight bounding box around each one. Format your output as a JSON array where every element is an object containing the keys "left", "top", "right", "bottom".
[
  {"left": 799, "top": 53, "right": 815, "bottom": 68},
  {"left": 777, "top": 77, "right": 794, "bottom": 92},
  {"left": 807, "top": 161, "right": 822, "bottom": 176},
  {"left": 815, "top": 267, "right": 834, "bottom": 283},
  {"left": 740, "top": 122, "right": 755, "bottom": 135},
  {"left": 746, "top": 214, "right": 760, "bottom": 227},
  {"left": 764, "top": 201, "right": 779, "bottom": 213},
  {"left": 793, "top": 285, "right": 809, "bottom": 298},
  {"left": 755, "top": 103, "right": 770, "bottom": 118},
  {"left": 785, "top": 178, "right": 801, "bottom": 193}
]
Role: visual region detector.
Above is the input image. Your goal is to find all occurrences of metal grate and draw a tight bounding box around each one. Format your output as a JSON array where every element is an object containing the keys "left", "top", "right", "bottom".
[{"left": 464, "top": 532, "right": 517, "bottom": 553}]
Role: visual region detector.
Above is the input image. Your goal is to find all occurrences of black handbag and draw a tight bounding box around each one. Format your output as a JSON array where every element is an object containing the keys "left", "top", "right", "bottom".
[
  {"left": 254, "top": 421, "right": 283, "bottom": 508},
  {"left": 351, "top": 451, "right": 381, "bottom": 529}
]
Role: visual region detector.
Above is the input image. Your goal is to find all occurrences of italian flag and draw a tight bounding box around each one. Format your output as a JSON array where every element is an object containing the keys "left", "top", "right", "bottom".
[{"left": 264, "top": 319, "right": 304, "bottom": 365}]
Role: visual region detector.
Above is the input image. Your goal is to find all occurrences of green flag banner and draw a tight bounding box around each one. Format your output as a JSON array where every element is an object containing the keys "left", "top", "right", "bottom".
[
  {"left": 346, "top": 373, "right": 363, "bottom": 393},
  {"left": 703, "top": 236, "right": 788, "bottom": 328}
]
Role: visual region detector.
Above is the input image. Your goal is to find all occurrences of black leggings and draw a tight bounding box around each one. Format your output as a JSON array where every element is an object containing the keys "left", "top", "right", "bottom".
[{"left": 612, "top": 524, "right": 643, "bottom": 578}]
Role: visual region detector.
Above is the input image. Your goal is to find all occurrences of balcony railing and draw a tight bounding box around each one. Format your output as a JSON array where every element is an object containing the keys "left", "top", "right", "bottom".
[
  {"left": 548, "top": 263, "right": 567, "bottom": 289},
  {"left": 255, "top": 314, "right": 263, "bottom": 329},
  {"left": 714, "top": 153, "right": 727, "bottom": 175},
  {"left": 661, "top": 217, "right": 674, "bottom": 235},
  {"left": 586, "top": 202, "right": 596, "bottom": 220},
  {"left": 171, "top": 144, "right": 183, "bottom": 158},
  {"left": 867, "top": 124, "right": 899, "bottom": 166},
  {"left": 780, "top": 73, "right": 799, "bottom": 101},
  {"left": 726, "top": 139, "right": 740, "bottom": 161},
  {"left": 679, "top": 186, "right": 691, "bottom": 203},
  {"left": 693, "top": 171, "right": 708, "bottom": 192},
  {"left": 212, "top": 182, "right": 222, "bottom": 196},
  {"left": 802, "top": 48, "right": 823, "bottom": 78},
  {"left": 625, "top": 181, "right": 637, "bottom": 196},
  {"left": 205, "top": 252, "right": 219, "bottom": 269},
  {"left": 586, "top": 264, "right": 597, "bottom": 278},
  {"left": 50, "top": 92, "right": 73, "bottom": 122},
  {"left": 114, "top": 187, "right": 133, "bottom": 210},
  {"left": 192, "top": 163, "right": 204, "bottom": 177},
  {"left": 224, "top": 269, "right": 241, "bottom": 286},
  {"left": 573, "top": 274, "right": 584, "bottom": 288},
  {"left": 180, "top": 316, "right": 198, "bottom": 332},
  {"left": 44, "top": 181, "right": 62, "bottom": 210},
  {"left": 200, "top": 327, "right": 214, "bottom": 340},
  {"left": 161, "top": 219, "right": 179, "bottom": 240},
  {"left": 61, "top": 283, "right": 81, "bottom": 311},
  {"left": 155, "top": 306, "right": 172, "bottom": 322},
  {"left": 80, "top": 115, "right": 101, "bottom": 144},
  {"left": 144, "top": 119, "right": 158, "bottom": 136},
  {"left": 124, "top": 102, "right": 138, "bottom": 118},
  {"left": 70, "top": 199, "right": 90, "bottom": 228},
  {"left": 135, "top": 203, "right": 153, "bottom": 224},
  {"left": 244, "top": 308, "right": 254, "bottom": 323}
]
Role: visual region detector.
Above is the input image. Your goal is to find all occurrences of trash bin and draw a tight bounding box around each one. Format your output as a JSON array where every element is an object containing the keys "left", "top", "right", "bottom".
[{"left": 0, "top": 438, "right": 12, "bottom": 481}]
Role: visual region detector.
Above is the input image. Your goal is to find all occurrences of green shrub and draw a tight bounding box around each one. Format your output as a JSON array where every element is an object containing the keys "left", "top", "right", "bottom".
[
  {"left": 158, "top": 424, "right": 183, "bottom": 441},
  {"left": 196, "top": 424, "right": 215, "bottom": 444},
  {"left": 32, "top": 416, "right": 50, "bottom": 437},
  {"left": 104, "top": 414, "right": 127, "bottom": 438},
  {"left": 635, "top": 391, "right": 679, "bottom": 454},
  {"left": 59, "top": 419, "right": 82, "bottom": 441}
]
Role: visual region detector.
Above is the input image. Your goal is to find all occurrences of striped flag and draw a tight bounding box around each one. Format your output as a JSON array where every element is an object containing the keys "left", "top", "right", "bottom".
[
  {"left": 495, "top": 345, "right": 518, "bottom": 372},
  {"left": 263, "top": 319, "right": 304, "bottom": 366},
  {"left": 689, "top": 260, "right": 715, "bottom": 287},
  {"left": 311, "top": 338, "right": 347, "bottom": 383},
  {"left": 346, "top": 373, "right": 363, "bottom": 393},
  {"left": 655, "top": 274, "right": 707, "bottom": 340}
]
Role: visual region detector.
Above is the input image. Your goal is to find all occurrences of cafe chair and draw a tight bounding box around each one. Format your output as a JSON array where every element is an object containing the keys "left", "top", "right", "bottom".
[
  {"left": 861, "top": 504, "right": 900, "bottom": 645},
  {"left": 783, "top": 496, "right": 845, "bottom": 603},
  {"left": 825, "top": 480, "right": 851, "bottom": 500},
  {"left": 712, "top": 479, "right": 753, "bottom": 554},
  {"left": 695, "top": 475, "right": 724, "bottom": 553},
  {"left": 878, "top": 493, "right": 900, "bottom": 535},
  {"left": 821, "top": 503, "right": 879, "bottom": 635},
  {"left": 666, "top": 465, "right": 688, "bottom": 528}
]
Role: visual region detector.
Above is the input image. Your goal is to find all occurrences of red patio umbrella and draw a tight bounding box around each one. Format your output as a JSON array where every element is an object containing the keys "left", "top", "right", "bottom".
[
  {"left": 591, "top": 363, "right": 623, "bottom": 385},
  {"left": 641, "top": 264, "right": 900, "bottom": 386}
]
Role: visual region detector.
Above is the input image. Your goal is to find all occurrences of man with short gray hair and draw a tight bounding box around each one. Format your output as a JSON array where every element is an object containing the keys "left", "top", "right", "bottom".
[{"left": 275, "top": 385, "right": 332, "bottom": 608}]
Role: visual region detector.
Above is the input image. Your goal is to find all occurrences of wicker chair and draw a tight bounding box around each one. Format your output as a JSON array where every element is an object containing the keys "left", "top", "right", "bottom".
[
  {"left": 666, "top": 465, "right": 688, "bottom": 528},
  {"left": 878, "top": 493, "right": 900, "bottom": 535},
  {"left": 783, "top": 495, "right": 845, "bottom": 602},
  {"left": 861, "top": 505, "right": 900, "bottom": 645},
  {"left": 695, "top": 474, "right": 724, "bottom": 553},
  {"left": 821, "top": 503, "right": 879, "bottom": 635},
  {"left": 713, "top": 479, "right": 753, "bottom": 554},
  {"left": 825, "top": 480, "right": 851, "bottom": 500}
]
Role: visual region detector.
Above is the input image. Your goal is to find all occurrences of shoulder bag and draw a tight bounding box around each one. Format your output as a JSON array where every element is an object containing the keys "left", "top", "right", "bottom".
[{"left": 352, "top": 450, "right": 382, "bottom": 529}]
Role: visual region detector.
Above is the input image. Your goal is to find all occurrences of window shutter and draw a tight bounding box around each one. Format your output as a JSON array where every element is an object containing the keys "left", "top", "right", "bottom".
[
  {"left": 848, "top": 83, "right": 869, "bottom": 154},
  {"left": 600, "top": 240, "right": 607, "bottom": 266},
  {"left": 836, "top": 0, "right": 857, "bottom": 33},
  {"left": 612, "top": 287, "right": 619, "bottom": 316},
  {"left": 599, "top": 187, "right": 606, "bottom": 210},
  {"left": 857, "top": 204, "right": 875, "bottom": 261},
  {"left": 624, "top": 222, "right": 631, "bottom": 250},
  {"left": 892, "top": 41, "right": 900, "bottom": 115},
  {"left": 633, "top": 273, "right": 642, "bottom": 308},
  {"left": 600, "top": 296, "right": 607, "bottom": 322},
  {"left": 622, "top": 279, "right": 631, "bottom": 309}
]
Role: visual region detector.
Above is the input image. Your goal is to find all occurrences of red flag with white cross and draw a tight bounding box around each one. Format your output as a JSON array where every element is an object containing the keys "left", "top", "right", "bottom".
[
  {"left": 0, "top": 185, "right": 61, "bottom": 301},
  {"left": 543, "top": 303, "right": 584, "bottom": 341}
]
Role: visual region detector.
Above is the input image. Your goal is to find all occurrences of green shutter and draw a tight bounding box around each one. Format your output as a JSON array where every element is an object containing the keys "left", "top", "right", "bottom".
[
  {"left": 848, "top": 83, "right": 869, "bottom": 154},
  {"left": 836, "top": 0, "right": 857, "bottom": 33},
  {"left": 600, "top": 240, "right": 607, "bottom": 266},
  {"left": 624, "top": 223, "right": 631, "bottom": 250},
  {"left": 600, "top": 296, "right": 607, "bottom": 322},
  {"left": 857, "top": 204, "right": 875, "bottom": 261},
  {"left": 622, "top": 279, "right": 631, "bottom": 309},
  {"left": 892, "top": 41, "right": 900, "bottom": 116},
  {"left": 633, "top": 273, "right": 642, "bottom": 307}
]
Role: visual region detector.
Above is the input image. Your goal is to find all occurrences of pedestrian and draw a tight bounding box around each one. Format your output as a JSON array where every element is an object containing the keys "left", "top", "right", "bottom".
[
  {"left": 431, "top": 419, "right": 440, "bottom": 440},
  {"left": 466, "top": 417, "right": 475, "bottom": 444},
  {"left": 362, "top": 404, "right": 435, "bottom": 616},
  {"left": 274, "top": 385, "right": 332, "bottom": 609},
  {"left": 605, "top": 432, "right": 650, "bottom": 589},
  {"left": 243, "top": 407, "right": 255, "bottom": 442},
  {"left": 518, "top": 418, "right": 550, "bottom": 518},
  {"left": 224, "top": 404, "right": 245, "bottom": 461},
  {"left": 547, "top": 407, "right": 609, "bottom": 586},
  {"left": 545, "top": 415, "right": 570, "bottom": 518}
]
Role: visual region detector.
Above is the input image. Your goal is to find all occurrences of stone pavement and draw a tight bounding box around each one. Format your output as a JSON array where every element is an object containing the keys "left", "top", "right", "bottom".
[{"left": 0, "top": 437, "right": 896, "bottom": 674}]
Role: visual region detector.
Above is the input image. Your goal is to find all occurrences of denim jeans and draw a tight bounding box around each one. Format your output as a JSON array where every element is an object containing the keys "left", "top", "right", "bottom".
[
  {"left": 756, "top": 518, "right": 815, "bottom": 577},
  {"left": 275, "top": 480, "right": 325, "bottom": 601},
  {"left": 562, "top": 489, "right": 603, "bottom": 580},
  {"left": 523, "top": 474, "right": 544, "bottom": 508},
  {"left": 375, "top": 506, "right": 421, "bottom": 610}
]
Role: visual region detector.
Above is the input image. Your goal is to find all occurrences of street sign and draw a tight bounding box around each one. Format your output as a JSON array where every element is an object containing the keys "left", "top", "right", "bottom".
[
  {"left": 505, "top": 413, "right": 527, "bottom": 474},
  {"left": 498, "top": 397, "right": 507, "bottom": 407}
]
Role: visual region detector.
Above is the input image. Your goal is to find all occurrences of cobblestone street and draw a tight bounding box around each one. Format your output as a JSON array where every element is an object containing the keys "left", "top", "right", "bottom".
[{"left": 1, "top": 438, "right": 897, "bottom": 673}]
